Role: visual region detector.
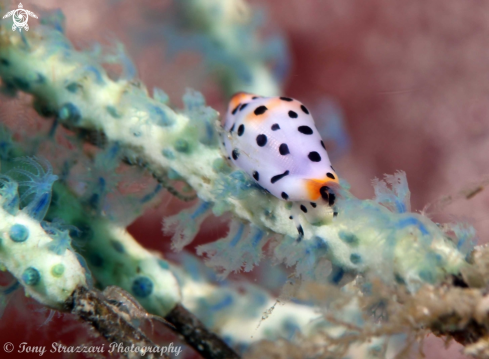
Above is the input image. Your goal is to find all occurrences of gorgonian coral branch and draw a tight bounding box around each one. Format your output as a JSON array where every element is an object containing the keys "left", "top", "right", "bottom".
[
  {"left": 0, "top": 125, "right": 183, "bottom": 316},
  {"left": 0, "top": 20, "right": 470, "bottom": 291},
  {"left": 0, "top": 172, "right": 87, "bottom": 308},
  {"left": 163, "top": 0, "right": 287, "bottom": 96},
  {"left": 0, "top": 121, "right": 332, "bottom": 353}
]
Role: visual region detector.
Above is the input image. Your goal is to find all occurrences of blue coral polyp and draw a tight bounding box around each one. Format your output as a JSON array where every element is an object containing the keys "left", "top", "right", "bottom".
[
  {"left": 58, "top": 103, "right": 81, "bottom": 123},
  {"left": 9, "top": 223, "right": 29, "bottom": 242},
  {"left": 132, "top": 276, "right": 154, "bottom": 298},
  {"left": 22, "top": 267, "right": 40, "bottom": 286}
]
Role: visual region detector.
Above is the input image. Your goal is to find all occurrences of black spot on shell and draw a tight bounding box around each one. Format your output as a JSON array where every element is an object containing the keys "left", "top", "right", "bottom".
[
  {"left": 256, "top": 134, "right": 267, "bottom": 147},
  {"left": 297, "top": 225, "right": 304, "bottom": 239},
  {"left": 321, "top": 140, "right": 326, "bottom": 149},
  {"left": 289, "top": 215, "right": 293, "bottom": 220},
  {"left": 329, "top": 193, "right": 336, "bottom": 206},
  {"left": 288, "top": 110, "right": 298, "bottom": 118},
  {"left": 279, "top": 143, "right": 290, "bottom": 155},
  {"left": 254, "top": 106, "right": 268, "bottom": 115},
  {"left": 301, "top": 105, "right": 309, "bottom": 114},
  {"left": 272, "top": 170, "right": 290, "bottom": 183},
  {"left": 231, "top": 105, "right": 240, "bottom": 115},
  {"left": 310, "top": 202, "right": 317, "bottom": 208},
  {"left": 300, "top": 205, "right": 307, "bottom": 213},
  {"left": 232, "top": 149, "right": 239, "bottom": 160},
  {"left": 237, "top": 124, "right": 245, "bottom": 136},
  {"left": 327, "top": 172, "right": 336, "bottom": 180},
  {"left": 333, "top": 211, "right": 339, "bottom": 217},
  {"left": 253, "top": 171, "right": 259, "bottom": 181},
  {"left": 252, "top": 96, "right": 259, "bottom": 99},
  {"left": 229, "top": 123, "right": 235, "bottom": 133},
  {"left": 298, "top": 126, "right": 313, "bottom": 135},
  {"left": 320, "top": 186, "right": 329, "bottom": 201},
  {"left": 308, "top": 151, "right": 321, "bottom": 162},
  {"left": 271, "top": 123, "right": 280, "bottom": 131},
  {"left": 239, "top": 103, "right": 248, "bottom": 111},
  {"left": 280, "top": 97, "right": 293, "bottom": 102},
  {"left": 282, "top": 192, "right": 289, "bottom": 200}
]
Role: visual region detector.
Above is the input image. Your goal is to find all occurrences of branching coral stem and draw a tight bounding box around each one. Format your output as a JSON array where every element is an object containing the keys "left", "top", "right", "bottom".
[
  {"left": 66, "top": 286, "right": 169, "bottom": 359},
  {"left": 164, "top": 304, "right": 241, "bottom": 359},
  {"left": 65, "top": 286, "right": 241, "bottom": 359}
]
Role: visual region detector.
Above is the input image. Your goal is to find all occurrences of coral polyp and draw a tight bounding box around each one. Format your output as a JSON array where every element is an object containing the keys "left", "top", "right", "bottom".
[{"left": 9, "top": 157, "right": 58, "bottom": 221}]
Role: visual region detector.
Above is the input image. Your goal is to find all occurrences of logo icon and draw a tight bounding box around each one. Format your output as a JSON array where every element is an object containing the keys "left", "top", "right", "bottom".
[{"left": 2, "top": 3, "right": 38, "bottom": 32}]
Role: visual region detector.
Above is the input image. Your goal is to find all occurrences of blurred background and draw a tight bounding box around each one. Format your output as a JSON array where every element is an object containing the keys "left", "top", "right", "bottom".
[{"left": 2, "top": 0, "right": 488, "bottom": 357}]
